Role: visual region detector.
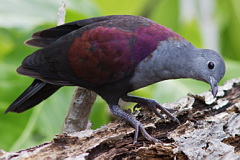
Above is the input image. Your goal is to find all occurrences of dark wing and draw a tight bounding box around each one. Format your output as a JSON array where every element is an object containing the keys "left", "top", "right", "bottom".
[
  {"left": 25, "top": 15, "right": 132, "bottom": 48},
  {"left": 19, "top": 15, "right": 181, "bottom": 87}
]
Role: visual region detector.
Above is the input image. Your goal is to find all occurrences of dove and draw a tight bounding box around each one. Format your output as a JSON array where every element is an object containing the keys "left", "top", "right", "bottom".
[{"left": 5, "top": 15, "right": 226, "bottom": 143}]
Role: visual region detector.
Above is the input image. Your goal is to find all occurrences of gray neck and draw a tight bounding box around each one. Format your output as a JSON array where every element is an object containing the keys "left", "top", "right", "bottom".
[{"left": 130, "top": 39, "right": 198, "bottom": 90}]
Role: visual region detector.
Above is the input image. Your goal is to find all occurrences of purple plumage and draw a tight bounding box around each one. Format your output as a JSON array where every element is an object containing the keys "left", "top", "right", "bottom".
[
  {"left": 67, "top": 16, "right": 182, "bottom": 84},
  {"left": 5, "top": 15, "right": 225, "bottom": 144}
]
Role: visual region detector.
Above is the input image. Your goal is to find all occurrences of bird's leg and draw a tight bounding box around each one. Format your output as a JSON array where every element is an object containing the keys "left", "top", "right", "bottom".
[
  {"left": 121, "top": 95, "right": 180, "bottom": 125},
  {"left": 109, "top": 104, "right": 162, "bottom": 144}
]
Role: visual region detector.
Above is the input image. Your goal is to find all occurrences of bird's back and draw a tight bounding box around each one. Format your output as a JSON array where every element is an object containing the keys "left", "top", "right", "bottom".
[{"left": 18, "top": 15, "right": 183, "bottom": 88}]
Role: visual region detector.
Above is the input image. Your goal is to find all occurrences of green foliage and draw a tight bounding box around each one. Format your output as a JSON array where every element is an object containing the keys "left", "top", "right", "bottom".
[
  {"left": 0, "top": 0, "right": 239, "bottom": 151},
  {"left": 216, "top": 0, "right": 240, "bottom": 60}
]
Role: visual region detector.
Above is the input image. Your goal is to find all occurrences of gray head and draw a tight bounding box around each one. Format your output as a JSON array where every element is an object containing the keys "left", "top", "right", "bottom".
[
  {"left": 189, "top": 48, "right": 226, "bottom": 96},
  {"left": 150, "top": 39, "right": 226, "bottom": 96},
  {"left": 130, "top": 39, "right": 226, "bottom": 96}
]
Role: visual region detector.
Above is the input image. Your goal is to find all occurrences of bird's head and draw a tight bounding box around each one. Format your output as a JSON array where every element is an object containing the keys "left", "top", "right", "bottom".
[{"left": 192, "top": 49, "right": 226, "bottom": 97}]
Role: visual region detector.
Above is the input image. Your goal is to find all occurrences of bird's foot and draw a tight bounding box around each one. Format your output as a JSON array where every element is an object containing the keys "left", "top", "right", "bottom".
[
  {"left": 110, "top": 105, "right": 162, "bottom": 144},
  {"left": 122, "top": 95, "right": 180, "bottom": 125},
  {"left": 133, "top": 121, "right": 163, "bottom": 144}
]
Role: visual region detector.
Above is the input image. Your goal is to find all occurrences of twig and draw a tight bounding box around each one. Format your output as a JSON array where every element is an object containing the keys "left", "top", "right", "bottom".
[
  {"left": 57, "top": 1, "right": 66, "bottom": 26},
  {"left": 62, "top": 88, "right": 97, "bottom": 132}
]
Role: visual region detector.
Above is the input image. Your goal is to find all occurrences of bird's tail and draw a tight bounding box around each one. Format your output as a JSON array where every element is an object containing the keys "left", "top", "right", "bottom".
[{"left": 5, "top": 79, "right": 61, "bottom": 113}]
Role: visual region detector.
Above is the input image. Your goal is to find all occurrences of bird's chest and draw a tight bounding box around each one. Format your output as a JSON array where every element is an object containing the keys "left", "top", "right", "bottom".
[{"left": 129, "top": 50, "right": 171, "bottom": 90}]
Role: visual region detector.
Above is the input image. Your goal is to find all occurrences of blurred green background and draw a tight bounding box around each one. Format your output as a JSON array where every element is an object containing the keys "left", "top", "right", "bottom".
[{"left": 0, "top": 0, "right": 239, "bottom": 151}]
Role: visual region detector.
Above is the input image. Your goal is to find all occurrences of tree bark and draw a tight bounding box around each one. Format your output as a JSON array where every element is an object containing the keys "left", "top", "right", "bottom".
[
  {"left": 1, "top": 78, "right": 240, "bottom": 159},
  {"left": 62, "top": 88, "right": 97, "bottom": 133}
]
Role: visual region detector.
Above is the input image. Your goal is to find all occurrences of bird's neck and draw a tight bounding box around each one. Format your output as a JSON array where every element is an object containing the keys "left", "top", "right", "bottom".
[{"left": 130, "top": 39, "right": 197, "bottom": 90}]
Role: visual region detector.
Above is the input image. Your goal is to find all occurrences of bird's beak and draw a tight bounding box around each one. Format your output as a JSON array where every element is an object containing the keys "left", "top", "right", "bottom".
[{"left": 210, "top": 76, "right": 218, "bottom": 97}]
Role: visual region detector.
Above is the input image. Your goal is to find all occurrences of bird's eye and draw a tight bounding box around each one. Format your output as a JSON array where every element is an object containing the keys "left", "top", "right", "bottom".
[{"left": 208, "top": 61, "right": 215, "bottom": 69}]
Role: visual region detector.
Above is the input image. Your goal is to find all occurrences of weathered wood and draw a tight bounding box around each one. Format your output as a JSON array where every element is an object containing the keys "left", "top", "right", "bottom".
[
  {"left": 62, "top": 87, "right": 97, "bottom": 133},
  {"left": 1, "top": 78, "right": 240, "bottom": 160}
]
